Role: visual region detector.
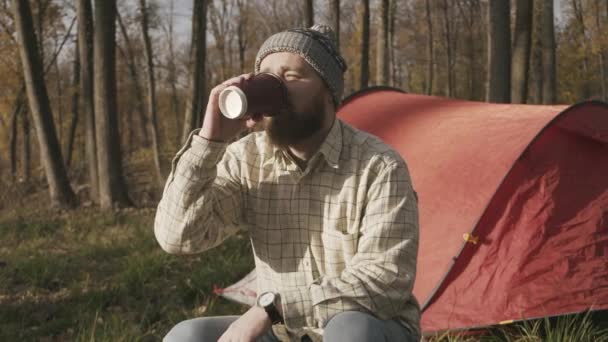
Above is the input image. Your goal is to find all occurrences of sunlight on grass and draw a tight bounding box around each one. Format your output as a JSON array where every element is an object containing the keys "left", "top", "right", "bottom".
[
  {"left": 0, "top": 207, "right": 253, "bottom": 341},
  {"left": 1, "top": 206, "right": 606, "bottom": 341},
  {"left": 506, "top": 311, "right": 608, "bottom": 342}
]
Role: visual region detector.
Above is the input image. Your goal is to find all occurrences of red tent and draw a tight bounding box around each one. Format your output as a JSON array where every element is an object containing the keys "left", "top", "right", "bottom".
[
  {"left": 338, "top": 88, "right": 608, "bottom": 332},
  {"left": 219, "top": 88, "right": 608, "bottom": 333}
]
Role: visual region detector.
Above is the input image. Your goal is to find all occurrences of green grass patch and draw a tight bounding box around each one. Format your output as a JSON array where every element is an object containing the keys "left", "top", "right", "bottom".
[
  {"left": 0, "top": 206, "right": 606, "bottom": 341},
  {"left": 0, "top": 207, "right": 253, "bottom": 341}
]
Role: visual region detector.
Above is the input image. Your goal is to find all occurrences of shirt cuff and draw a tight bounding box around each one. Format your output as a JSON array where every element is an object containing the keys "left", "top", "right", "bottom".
[
  {"left": 169, "top": 129, "right": 228, "bottom": 178},
  {"left": 280, "top": 287, "right": 315, "bottom": 330}
]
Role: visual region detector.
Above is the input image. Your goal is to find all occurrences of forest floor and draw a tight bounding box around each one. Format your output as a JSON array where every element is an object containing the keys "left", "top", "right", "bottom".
[
  {"left": 0, "top": 200, "right": 254, "bottom": 341},
  {"left": 0, "top": 155, "right": 606, "bottom": 341}
]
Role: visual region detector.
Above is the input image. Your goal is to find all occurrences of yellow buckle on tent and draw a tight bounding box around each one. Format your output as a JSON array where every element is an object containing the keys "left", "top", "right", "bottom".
[{"left": 463, "top": 233, "right": 479, "bottom": 244}]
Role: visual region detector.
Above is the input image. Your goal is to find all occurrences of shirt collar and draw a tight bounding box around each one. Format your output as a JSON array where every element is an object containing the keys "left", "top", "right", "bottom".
[
  {"left": 317, "top": 119, "right": 342, "bottom": 169},
  {"left": 271, "top": 119, "right": 343, "bottom": 169}
]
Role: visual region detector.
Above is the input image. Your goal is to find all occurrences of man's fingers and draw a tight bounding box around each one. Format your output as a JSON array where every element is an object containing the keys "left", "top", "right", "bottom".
[{"left": 222, "top": 73, "right": 254, "bottom": 87}]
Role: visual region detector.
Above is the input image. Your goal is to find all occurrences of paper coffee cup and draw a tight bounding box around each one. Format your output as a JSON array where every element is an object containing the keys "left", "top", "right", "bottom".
[{"left": 219, "top": 86, "right": 248, "bottom": 119}]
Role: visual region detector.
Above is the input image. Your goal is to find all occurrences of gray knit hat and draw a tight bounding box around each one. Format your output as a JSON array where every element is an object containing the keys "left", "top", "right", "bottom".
[{"left": 254, "top": 24, "right": 347, "bottom": 106}]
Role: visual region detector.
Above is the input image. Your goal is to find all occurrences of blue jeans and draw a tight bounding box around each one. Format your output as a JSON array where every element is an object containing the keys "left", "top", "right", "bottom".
[{"left": 163, "top": 311, "right": 418, "bottom": 342}]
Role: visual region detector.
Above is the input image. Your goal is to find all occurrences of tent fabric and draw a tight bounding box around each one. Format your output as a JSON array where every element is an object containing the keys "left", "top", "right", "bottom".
[
  {"left": 219, "top": 89, "right": 608, "bottom": 333},
  {"left": 337, "top": 89, "right": 608, "bottom": 332}
]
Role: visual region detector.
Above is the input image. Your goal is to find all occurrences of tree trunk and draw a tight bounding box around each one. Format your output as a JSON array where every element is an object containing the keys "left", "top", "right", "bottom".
[
  {"left": 208, "top": 1, "right": 228, "bottom": 81},
  {"left": 441, "top": 0, "right": 454, "bottom": 97},
  {"left": 595, "top": 0, "right": 607, "bottom": 101},
  {"left": 93, "top": 0, "right": 131, "bottom": 209},
  {"left": 425, "top": 0, "right": 434, "bottom": 95},
  {"left": 305, "top": 0, "right": 314, "bottom": 27},
  {"left": 168, "top": 0, "right": 181, "bottom": 145},
  {"left": 376, "top": 0, "right": 389, "bottom": 86},
  {"left": 236, "top": 0, "right": 249, "bottom": 73},
  {"left": 529, "top": 0, "right": 543, "bottom": 104},
  {"left": 13, "top": 0, "right": 77, "bottom": 208},
  {"left": 9, "top": 98, "right": 22, "bottom": 180},
  {"left": 54, "top": 58, "right": 63, "bottom": 145},
  {"left": 77, "top": 0, "right": 98, "bottom": 203},
  {"left": 182, "top": 0, "right": 207, "bottom": 143},
  {"left": 388, "top": 0, "right": 397, "bottom": 87},
  {"left": 604, "top": 1, "right": 608, "bottom": 100},
  {"left": 116, "top": 12, "right": 150, "bottom": 147},
  {"left": 511, "top": 0, "right": 533, "bottom": 104},
  {"left": 486, "top": 0, "right": 511, "bottom": 103},
  {"left": 330, "top": 0, "right": 340, "bottom": 52},
  {"left": 456, "top": 0, "right": 477, "bottom": 99},
  {"left": 359, "top": 0, "right": 370, "bottom": 89},
  {"left": 542, "top": 0, "right": 557, "bottom": 103},
  {"left": 66, "top": 39, "right": 80, "bottom": 169},
  {"left": 35, "top": 0, "right": 45, "bottom": 64},
  {"left": 139, "top": 0, "right": 164, "bottom": 188},
  {"left": 21, "top": 108, "right": 31, "bottom": 181}
]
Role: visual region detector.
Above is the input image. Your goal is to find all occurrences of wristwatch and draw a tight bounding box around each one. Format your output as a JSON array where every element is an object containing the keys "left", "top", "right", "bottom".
[{"left": 257, "top": 291, "right": 284, "bottom": 324}]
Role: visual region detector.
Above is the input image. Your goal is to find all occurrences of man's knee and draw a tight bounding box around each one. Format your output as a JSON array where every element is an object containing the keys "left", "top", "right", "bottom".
[
  {"left": 164, "top": 317, "right": 234, "bottom": 342},
  {"left": 323, "top": 311, "right": 385, "bottom": 342}
]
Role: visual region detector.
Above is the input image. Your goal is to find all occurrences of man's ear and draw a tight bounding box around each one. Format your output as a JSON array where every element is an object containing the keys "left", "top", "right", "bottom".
[{"left": 324, "top": 89, "right": 335, "bottom": 112}]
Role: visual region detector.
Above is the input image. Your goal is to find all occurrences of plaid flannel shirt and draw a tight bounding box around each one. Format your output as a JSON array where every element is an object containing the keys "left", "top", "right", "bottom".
[{"left": 154, "top": 119, "right": 421, "bottom": 341}]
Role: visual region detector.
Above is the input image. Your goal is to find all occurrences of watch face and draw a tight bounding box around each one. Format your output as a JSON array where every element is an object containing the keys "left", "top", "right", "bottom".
[{"left": 258, "top": 292, "right": 275, "bottom": 307}]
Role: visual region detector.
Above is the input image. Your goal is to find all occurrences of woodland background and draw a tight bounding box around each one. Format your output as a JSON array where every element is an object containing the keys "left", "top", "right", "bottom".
[
  {"left": 1, "top": 0, "right": 607, "bottom": 209},
  {"left": 1, "top": 1, "right": 607, "bottom": 341}
]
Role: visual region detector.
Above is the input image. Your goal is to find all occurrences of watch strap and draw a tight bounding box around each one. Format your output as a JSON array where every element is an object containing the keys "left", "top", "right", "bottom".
[{"left": 264, "top": 301, "right": 284, "bottom": 324}]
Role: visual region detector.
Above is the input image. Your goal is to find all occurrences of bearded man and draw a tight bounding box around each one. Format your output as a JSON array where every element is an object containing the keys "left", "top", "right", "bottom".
[{"left": 155, "top": 24, "right": 421, "bottom": 342}]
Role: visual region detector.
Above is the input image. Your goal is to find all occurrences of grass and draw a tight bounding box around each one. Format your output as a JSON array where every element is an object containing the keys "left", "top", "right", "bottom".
[
  {"left": 0, "top": 205, "right": 254, "bottom": 341},
  {"left": 423, "top": 311, "right": 608, "bottom": 341},
  {"left": 0, "top": 200, "right": 606, "bottom": 341}
]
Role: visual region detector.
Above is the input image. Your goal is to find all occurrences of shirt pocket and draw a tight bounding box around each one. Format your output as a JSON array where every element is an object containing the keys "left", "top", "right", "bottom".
[{"left": 319, "top": 229, "right": 359, "bottom": 277}]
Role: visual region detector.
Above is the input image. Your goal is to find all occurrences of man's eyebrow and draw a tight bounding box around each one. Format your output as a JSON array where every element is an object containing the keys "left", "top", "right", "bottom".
[{"left": 261, "top": 64, "right": 306, "bottom": 74}]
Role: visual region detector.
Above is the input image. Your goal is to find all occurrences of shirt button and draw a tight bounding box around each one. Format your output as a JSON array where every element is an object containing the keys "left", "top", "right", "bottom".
[{"left": 304, "top": 260, "right": 310, "bottom": 267}]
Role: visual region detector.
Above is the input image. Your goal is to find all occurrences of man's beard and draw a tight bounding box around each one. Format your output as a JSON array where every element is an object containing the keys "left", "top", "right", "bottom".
[{"left": 264, "top": 95, "right": 326, "bottom": 148}]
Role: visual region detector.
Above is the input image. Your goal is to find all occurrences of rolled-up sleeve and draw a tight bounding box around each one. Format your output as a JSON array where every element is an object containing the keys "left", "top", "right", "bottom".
[
  {"left": 154, "top": 129, "right": 244, "bottom": 255},
  {"left": 280, "top": 160, "right": 419, "bottom": 329}
]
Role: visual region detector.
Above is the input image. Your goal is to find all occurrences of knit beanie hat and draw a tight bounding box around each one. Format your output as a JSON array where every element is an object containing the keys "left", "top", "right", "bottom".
[{"left": 254, "top": 24, "right": 347, "bottom": 106}]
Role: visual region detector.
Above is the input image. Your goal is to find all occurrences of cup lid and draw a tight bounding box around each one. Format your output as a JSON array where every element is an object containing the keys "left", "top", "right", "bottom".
[{"left": 219, "top": 86, "right": 248, "bottom": 119}]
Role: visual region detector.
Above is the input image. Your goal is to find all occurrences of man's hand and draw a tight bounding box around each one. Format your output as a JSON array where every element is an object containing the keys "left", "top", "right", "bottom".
[
  {"left": 199, "top": 73, "right": 264, "bottom": 142},
  {"left": 218, "top": 306, "right": 272, "bottom": 342}
]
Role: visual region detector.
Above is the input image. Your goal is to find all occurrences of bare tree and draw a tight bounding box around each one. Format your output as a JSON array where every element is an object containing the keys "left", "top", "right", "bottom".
[
  {"left": 542, "top": 0, "right": 557, "bottom": 103},
  {"left": 139, "top": 0, "right": 164, "bottom": 188},
  {"left": 208, "top": 0, "right": 233, "bottom": 80},
  {"left": 66, "top": 40, "right": 79, "bottom": 168},
  {"left": 376, "top": 0, "right": 389, "bottom": 85},
  {"left": 529, "top": 0, "right": 543, "bottom": 104},
  {"left": 456, "top": 0, "right": 480, "bottom": 99},
  {"left": 486, "top": 0, "right": 511, "bottom": 103},
  {"left": 388, "top": 0, "right": 397, "bottom": 87},
  {"left": 594, "top": 0, "right": 608, "bottom": 100},
  {"left": 441, "top": 0, "right": 454, "bottom": 97},
  {"left": 8, "top": 93, "right": 25, "bottom": 180},
  {"left": 330, "top": 0, "right": 340, "bottom": 51},
  {"left": 116, "top": 12, "right": 149, "bottom": 147},
  {"left": 20, "top": 106, "right": 30, "bottom": 181},
  {"left": 236, "top": 0, "right": 250, "bottom": 73},
  {"left": 424, "top": 0, "right": 433, "bottom": 95},
  {"left": 77, "top": 0, "right": 98, "bottom": 202},
  {"left": 359, "top": 0, "right": 370, "bottom": 89},
  {"left": 162, "top": 0, "right": 181, "bottom": 146},
  {"left": 511, "top": 0, "right": 533, "bottom": 103},
  {"left": 12, "top": 0, "right": 77, "bottom": 208},
  {"left": 305, "top": 0, "right": 313, "bottom": 27},
  {"left": 182, "top": 0, "right": 207, "bottom": 143},
  {"left": 93, "top": 0, "right": 131, "bottom": 208}
]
